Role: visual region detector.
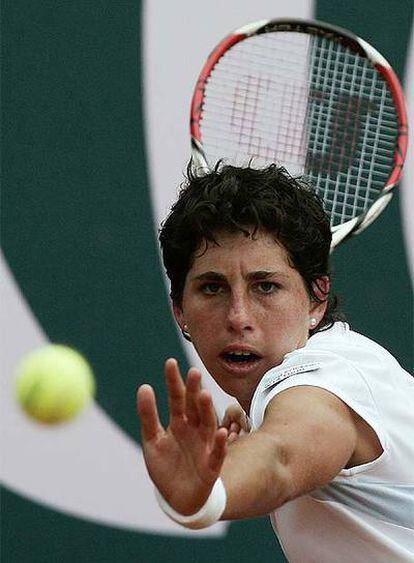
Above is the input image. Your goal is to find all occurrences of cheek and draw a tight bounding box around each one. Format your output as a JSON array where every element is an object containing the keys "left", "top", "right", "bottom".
[
  {"left": 182, "top": 300, "right": 219, "bottom": 337},
  {"left": 275, "top": 292, "right": 312, "bottom": 330}
]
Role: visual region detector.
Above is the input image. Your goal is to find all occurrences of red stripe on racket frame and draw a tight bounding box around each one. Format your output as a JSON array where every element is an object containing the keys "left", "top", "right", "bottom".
[
  {"left": 375, "top": 63, "right": 409, "bottom": 191},
  {"left": 190, "top": 33, "right": 247, "bottom": 142}
]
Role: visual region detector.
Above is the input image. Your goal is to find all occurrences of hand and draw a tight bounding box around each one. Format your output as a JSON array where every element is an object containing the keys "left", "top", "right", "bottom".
[
  {"left": 221, "top": 403, "right": 251, "bottom": 444},
  {"left": 137, "top": 358, "right": 228, "bottom": 516}
]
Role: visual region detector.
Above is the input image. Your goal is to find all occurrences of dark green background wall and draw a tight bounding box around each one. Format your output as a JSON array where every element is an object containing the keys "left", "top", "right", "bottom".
[{"left": 2, "top": 1, "right": 412, "bottom": 562}]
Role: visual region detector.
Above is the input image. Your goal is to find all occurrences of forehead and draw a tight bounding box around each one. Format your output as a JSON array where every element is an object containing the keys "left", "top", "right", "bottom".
[{"left": 191, "top": 229, "right": 293, "bottom": 273}]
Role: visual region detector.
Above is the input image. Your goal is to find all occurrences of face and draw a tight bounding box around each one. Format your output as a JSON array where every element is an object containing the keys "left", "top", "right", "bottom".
[{"left": 173, "top": 230, "right": 327, "bottom": 410}]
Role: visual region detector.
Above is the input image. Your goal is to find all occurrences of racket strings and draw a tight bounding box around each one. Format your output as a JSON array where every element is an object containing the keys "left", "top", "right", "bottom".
[
  {"left": 201, "top": 33, "right": 311, "bottom": 173},
  {"left": 306, "top": 37, "right": 396, "bottom": 225},
  {"left": 199, "top": 32, "right": 399, "bottom": 227}
]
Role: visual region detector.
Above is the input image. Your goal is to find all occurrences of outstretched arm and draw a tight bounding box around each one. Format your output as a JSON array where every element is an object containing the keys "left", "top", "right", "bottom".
[{"left": 137, "top": 360, "right": 369, "bottom": 524}]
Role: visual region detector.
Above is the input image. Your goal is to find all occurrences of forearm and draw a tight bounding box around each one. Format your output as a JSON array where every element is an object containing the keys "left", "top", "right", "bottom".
[
  {"left": 144, "top": 375, "right": 358, "bottom": 529},
  {"left": 220, "top": 429, "right": 292, "bottom": 520}
]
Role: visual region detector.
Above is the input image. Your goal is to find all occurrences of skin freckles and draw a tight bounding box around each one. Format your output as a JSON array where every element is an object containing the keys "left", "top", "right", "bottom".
[{"left": 173, "top": 229, "right": 327, "bottom": 410}]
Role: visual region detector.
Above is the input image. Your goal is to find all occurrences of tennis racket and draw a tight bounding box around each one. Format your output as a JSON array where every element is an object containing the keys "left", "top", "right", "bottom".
[{"left": 190, "top": 18, "right": 408, "bottom": 249}]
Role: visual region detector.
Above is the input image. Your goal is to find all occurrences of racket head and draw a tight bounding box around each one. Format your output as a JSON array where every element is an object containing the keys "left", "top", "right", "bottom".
[{"left": 190, "top": 18, "right": 408, "bottom": 249}]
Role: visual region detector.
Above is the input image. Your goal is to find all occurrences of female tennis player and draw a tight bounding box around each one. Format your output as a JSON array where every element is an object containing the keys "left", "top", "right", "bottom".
[{"left": 137, "top": 163, "right": 414, "bottom": 562}]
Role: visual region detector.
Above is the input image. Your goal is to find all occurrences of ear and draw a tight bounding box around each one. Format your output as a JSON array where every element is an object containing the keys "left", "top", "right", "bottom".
[
  {"left": 309, "top": 297, "right": 328, "bottom": 322},
  {"left": 312, "top": 276, "right": 330, "bottom": 301},
  {"left": 309, "top": 276, "right": 330, "bottom": 327},
  {"left": 172, "top": 302, "right": 185, "bottom": 331},
  {"left": 173, "top": 303, "right": 192, "bottom": 342}
]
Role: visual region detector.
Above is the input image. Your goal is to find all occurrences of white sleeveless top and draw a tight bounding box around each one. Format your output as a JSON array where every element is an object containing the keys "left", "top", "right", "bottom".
[{"left": 250, "top": 323, "right": 414, "bottom": 562}]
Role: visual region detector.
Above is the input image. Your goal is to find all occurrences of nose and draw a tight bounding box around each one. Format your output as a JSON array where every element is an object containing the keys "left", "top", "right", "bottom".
[{"left": 226, "top": 293, "right": 254, "bottom": 333}]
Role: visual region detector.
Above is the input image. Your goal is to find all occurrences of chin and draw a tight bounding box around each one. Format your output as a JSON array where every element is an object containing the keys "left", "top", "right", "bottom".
[{"left": 218, "top": 375, "right": 261, "bottom": 403}]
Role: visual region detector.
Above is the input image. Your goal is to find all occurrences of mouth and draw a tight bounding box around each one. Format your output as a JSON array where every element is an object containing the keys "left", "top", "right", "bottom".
[
  {"left": 222, "top": 351, "right": 260, "bottom": 363},
  {"left": 219, "top": 349, "right": 263, "bottom": 373}
]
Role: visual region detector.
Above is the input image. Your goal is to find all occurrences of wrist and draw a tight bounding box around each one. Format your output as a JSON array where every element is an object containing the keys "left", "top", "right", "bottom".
[{"left": 154, "top": 478, "right": 227, "bottom": 529}]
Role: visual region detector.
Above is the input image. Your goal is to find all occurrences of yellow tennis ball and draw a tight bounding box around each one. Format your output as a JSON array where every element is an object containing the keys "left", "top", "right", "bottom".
[{"left": 15, "top": 344, "right": 96, "bottom": 424}]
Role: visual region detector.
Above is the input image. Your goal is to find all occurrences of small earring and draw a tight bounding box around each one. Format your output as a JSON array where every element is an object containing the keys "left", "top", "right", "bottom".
[
  {"left": 181, "top": 324, "right": 192, "bottom": 342},
  {"left": 310, "top": 318, "right": 317, "bottom": 328}
]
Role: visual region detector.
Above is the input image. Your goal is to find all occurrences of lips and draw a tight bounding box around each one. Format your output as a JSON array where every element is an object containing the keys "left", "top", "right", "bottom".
[{"left": 219, "top": 346, "right": 263, "bottom": 374}]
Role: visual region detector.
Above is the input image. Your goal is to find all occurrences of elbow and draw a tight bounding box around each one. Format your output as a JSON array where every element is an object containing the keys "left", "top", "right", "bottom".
[{"left": 261, "top": 434, "right": 296, "bottom": 511}]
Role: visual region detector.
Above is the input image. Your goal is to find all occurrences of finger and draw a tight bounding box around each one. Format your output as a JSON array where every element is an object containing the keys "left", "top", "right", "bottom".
[
  {"left": 230, "top": 422, "right": 241, "bottom": 435},
  {"left": 221, "top": 412, "right": 231, "bottom": 429},
  {"left": 165, "top": 358, "right": 186, "bottom": 418},
  {"left": 198, "top": 389, "right": 218, "bottom": 440},
  {"left": 227, "top": 431, "right": 239, "bottom": 444},
  {"left": 185, "top": 368, "right": 202, "bottom": 426},
  {"left": 241, "top": 412, "right": 251, "bottom": 433},
  {"left": 136, "top": 384, "right": 164, "bottom": 442},
  {"left": 208, "top": 427, "right": 228, "bottom": 473},
  {"left": 242, "top": 414, "right": 251, "bottom": 434},
  {"left": 221, "top": 403, "right": 243, "bottom": 429},
  {"left": 227, "top": 422, "right": 241, "bottom": 445}
]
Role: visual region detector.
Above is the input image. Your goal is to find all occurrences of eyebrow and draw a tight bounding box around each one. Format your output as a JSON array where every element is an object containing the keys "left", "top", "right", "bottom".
[
  {"left": 191, "top": 270, "right": 289, "bottom": 282},
  {"left": 191, "top": 272, "right": 226, "bottom": 282}
]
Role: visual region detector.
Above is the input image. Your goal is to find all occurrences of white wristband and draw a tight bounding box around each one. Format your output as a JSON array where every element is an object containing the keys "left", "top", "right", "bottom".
[{"left": 154, "top": 478, "right": 227, "bottom": 530}]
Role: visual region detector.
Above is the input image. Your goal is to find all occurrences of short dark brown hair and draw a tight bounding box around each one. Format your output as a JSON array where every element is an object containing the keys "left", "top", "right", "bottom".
[{"left": 159, "top": 161, "right": 342, "bottom": 332}]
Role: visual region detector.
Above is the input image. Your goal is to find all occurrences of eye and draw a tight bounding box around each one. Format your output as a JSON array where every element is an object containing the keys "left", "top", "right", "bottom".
[
  {"left": 200, "top": 282, "right": 224, "bottom": 295},
  {"left": 255, "top": 281, "right": 279, "bottom": 294}
]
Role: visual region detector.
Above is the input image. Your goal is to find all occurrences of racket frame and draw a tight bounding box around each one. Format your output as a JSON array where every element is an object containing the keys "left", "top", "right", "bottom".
[{"left": 190, "top": 18, "right": 408, "bottom": 250}]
